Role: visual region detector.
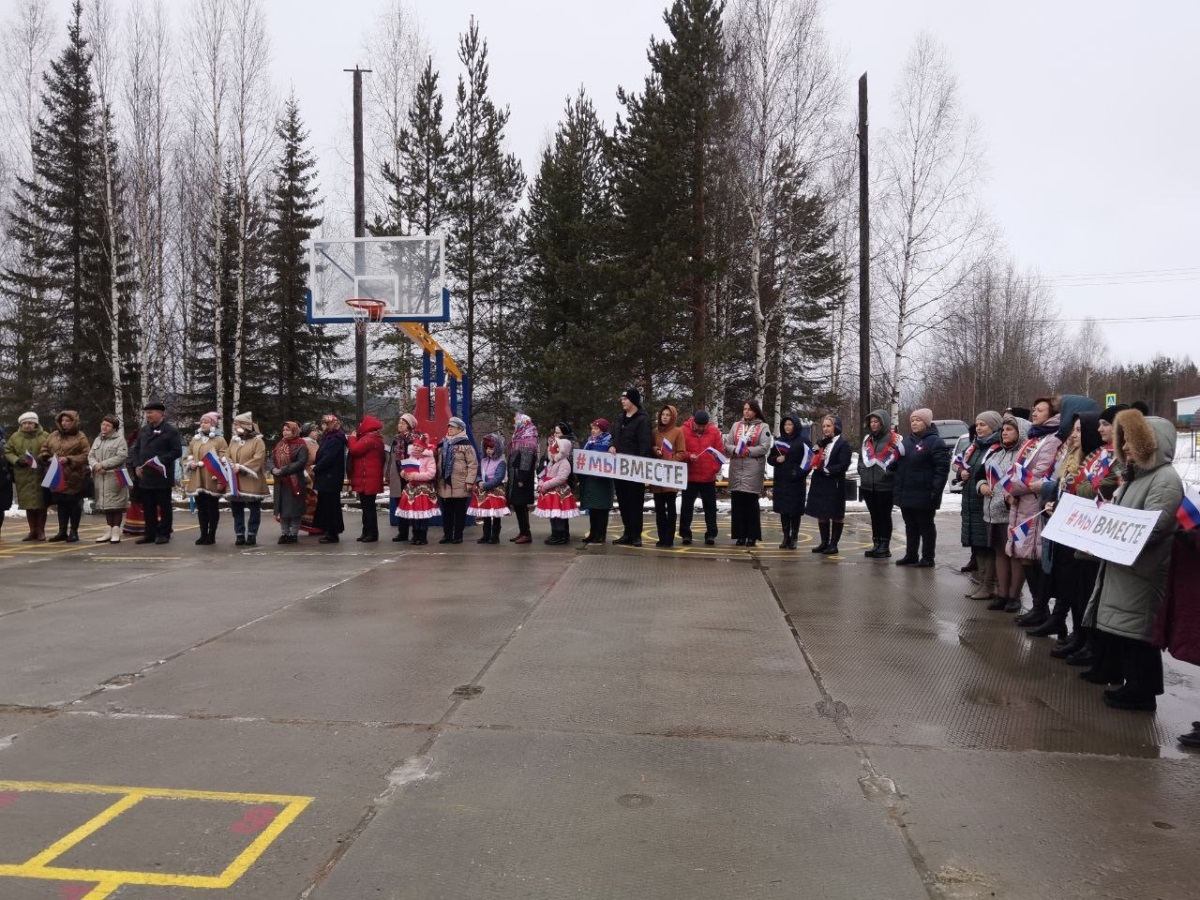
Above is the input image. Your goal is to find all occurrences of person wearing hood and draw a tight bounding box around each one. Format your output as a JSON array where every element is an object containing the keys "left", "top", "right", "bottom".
[
  {"left": 535, "top": 438, "right": 581, "bottom": 544},
  {"left": 579, "top": 418, "right": 615, "bottom": 544},
  {"left": 4, "top": 412, "right": 50, "bottom": 541},
  {"left": 724, "top": 399, "right": 772, "bottom": 547},
  {"left": 131, "top": 402, "right": 184, "bottom": 544},
  {"left": 981, "top": 415, "right": 1031, "bottom": 611},
  {"left": 41, "top": 410, "right": 91, "bottom": 543},
  {"left": 858, "top": 409, "right": 901, "bottom": 558},
  {"left": 348, "top": 414, "right": 387, "bottom": 542},
  {"left": 507, "top": 413, "right": 539, "bottom": 544},
  {"left": 313, "top": 413, "right": 348, "bottom": 543},
  {"left": 1081, "top": 411, "right": 1184, "bottom": 712},
  {"left": 957, "top": 411, "right": 1002, "bottom": 597},
  {"left": 271, "top": 422, "right": 309, "bottom": 544},
  {"left": 892, "top": 407, "right": 950, "bottom": 567},
  {"left": 679, "top": 410, "right": 723, "bottom": 546},
  {"left": 470, "top": 432, "right": 510, "bottom": 544},
  {"left": 650, "top": 405, "right": 688, "bottom": 547},
  {"left": 611, "top": 388, "right": 653, "bottom": 546},
  {"left": 398, "top": 431, "right": 437, "bottom": 545},
  {"left": 805, "top": 414, "right": 852, "bottom": 554},
  {"left": 387, "top": 413, "right": 419, "bottom": 542},
  {"left": 184, "top": 411, "right": 228, "bottom": 545},
  {"left": 772, "top": 413, "right": 812, "bottom": 550},
  {"left": 436, "top": 416, "right": 479, "bottom": 544},
  {"left": 226, "top": 412, "right": 268, "bottom": 546},
  {"left": 88, "top": 414, "right": 129, "bottom": 543}
]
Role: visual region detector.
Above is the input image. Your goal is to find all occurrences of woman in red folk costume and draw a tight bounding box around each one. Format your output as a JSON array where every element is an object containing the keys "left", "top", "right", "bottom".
[
  {"left": 470, "top": 433, "right": 510, "bottom": 544},
  {"left": 535, "top": 438, "right": 580, "bottom": 545},
  {"left": 397, "top": 431, "right": 437, "bottom": 546}
]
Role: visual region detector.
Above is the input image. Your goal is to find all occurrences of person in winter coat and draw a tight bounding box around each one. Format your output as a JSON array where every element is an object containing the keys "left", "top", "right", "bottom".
[
  {"left": 387, "top": 413, "right": 418, "bottom": 542},
  {"left": 957, "top": 411, "right": 1002, "bottom": 597},
  {"left": 679, "top": 410, "right": 723, "bottom": 546},
  {"left": 347, "top": 414, "right": 386, "bottom": 542},
  {"left": 1155, "top": 528, "right": 1200, "bottom": 745},
  {"left": 436, "top": 416, "right": 479, "bottom": 544},
  {"left": 131, "top": 402, "right": 183, "bottom": 544},
  {"left": 507, "top": 413, "right": 539, "bottom": 544},
  {"left": 805, "top": 415, "right": 853, "bottom": 554},
  {"left": 470, "top": 432, "right": 509, "bottom": 544},
  {"left": 980, "top": 416, "right": 1031, "bottom": 611},
  {"left": 184, "top": 411, "right": 229, "bottom": 545},
  {"left": 398, "top": 431, "right": 437, "bottom": 545},
  {"left": 88, "top": 415, "right": 129, "bottom": 543},
  {"left": 0, "top": 426, "right": 12, "bottom": 540},
  {"left": 313, "top": 414, "right": 348, "bottom": 543},
  {"left": 611, "top": 388, "right": 653, "bottom": 546},
  {"left": 5, "top": 412, "right": 50, "bottom": 541},
  {"left": 892, "top": 408, "right": 950, "bottom": 567},
  {"left": 535, "top": 438, "right": 580, "bottom": 544},
  {"left": 271, "top": 422, "right": 309, "bottom": 543},
  {"left": 650, "top": 405, "right": 688, "bottom": 547},
  {"left": 858, "top": 409, "right": 901, "bottom": 558},
  {"left": 772, "top": 414, "right": 811, "bottom": 550},
  {"left": 1081, "top": 412, "right": 1184, "bottom": 712},
  {"left": 724, "top": 399, "right": 772, "bottom": 547},
  {"left": 226, "top": 411, "right": 268, "bottom": 546},
  {"left": 301, "top": 422, "right": 322, "bottom": 535},
  {"left": 41, "top": 410, "right": 91, "bottom": 543},
  {"left": 579, "top": 418, "right": 615, "bottom": 543}
]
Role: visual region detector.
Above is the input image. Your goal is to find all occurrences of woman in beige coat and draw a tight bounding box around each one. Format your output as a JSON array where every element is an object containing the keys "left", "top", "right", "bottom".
[
  {"left": 185, "top": 411, "right": 228, "bottom": 545},
  {"left": 226, "top": 411, "right": 268, "bottom": 546},
  {"left": 88, "top": 415, "right": 129, "bottom": 543},
  {"left": 42, "top": 410, "right": 91, "bottom": 543}
]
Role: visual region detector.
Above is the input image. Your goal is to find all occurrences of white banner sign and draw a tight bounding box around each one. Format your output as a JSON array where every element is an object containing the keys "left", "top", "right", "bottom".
[
  {"left": 1041, "top": 492, "right": 1164, "bottom": 566},
  {"left": 572, "top": 448, "right": 687, "bottom": 491}
]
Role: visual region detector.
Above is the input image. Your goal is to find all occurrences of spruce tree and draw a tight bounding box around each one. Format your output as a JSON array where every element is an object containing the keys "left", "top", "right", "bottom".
[
  {"left": 515, "top": 90, "right": 622, "bottom": 428},
  {"left": 262, "top": 97, "right": 341, "bottom": 426}
]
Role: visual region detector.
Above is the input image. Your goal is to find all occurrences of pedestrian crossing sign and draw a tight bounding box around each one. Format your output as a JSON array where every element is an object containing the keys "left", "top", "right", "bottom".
[{"left": 1105, "top": 392, "right": 1117, "bottom": 407}]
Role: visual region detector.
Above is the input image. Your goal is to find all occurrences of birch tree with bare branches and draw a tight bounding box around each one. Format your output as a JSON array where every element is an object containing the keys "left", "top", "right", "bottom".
[{"left": 874, "top": 34, "right": 990, "bottom": 422}]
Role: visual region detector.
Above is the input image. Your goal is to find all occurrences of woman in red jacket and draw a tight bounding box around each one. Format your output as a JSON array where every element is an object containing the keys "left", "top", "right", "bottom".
[
  {"left": 679, "top": 410, "right": 724, "bottom": 546},
  {"left": 347, "top": 415, "right": 386, "bottom": 542}
]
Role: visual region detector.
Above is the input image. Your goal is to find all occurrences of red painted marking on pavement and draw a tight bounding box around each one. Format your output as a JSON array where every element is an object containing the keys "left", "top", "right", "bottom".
[
  {"left": 58, "top": 885, "right": 95, "bottom": 900},
  {"left": 0, "top": 791, "right": 18, "bottom": 809},
  {"left": 230, "top": 804, "right": 279, "bottom": 834}
]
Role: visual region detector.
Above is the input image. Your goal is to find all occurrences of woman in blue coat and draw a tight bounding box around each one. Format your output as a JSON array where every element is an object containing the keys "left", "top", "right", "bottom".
[
  {"left": 771, "top": 413, "right": 811, "bottom": 550},
  {"left": 892, "top": 408, "right": 951, "bottom": 567},
  {"left": 805, "top": 415, "right": 852, "bottom": 555}
]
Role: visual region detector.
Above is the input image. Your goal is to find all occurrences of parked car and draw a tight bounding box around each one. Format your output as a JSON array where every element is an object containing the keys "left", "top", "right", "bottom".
[
  {"left": 947, "top": 433, "right": 971, "bottom": 493},
  {"left": 933, "top": 419, "right": 970, "bottom": 448}
]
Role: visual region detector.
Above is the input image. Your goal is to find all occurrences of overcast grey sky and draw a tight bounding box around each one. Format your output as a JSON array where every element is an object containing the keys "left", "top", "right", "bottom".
[{"left": 31, "top": 0, "right": 1200, "bottom": 365}]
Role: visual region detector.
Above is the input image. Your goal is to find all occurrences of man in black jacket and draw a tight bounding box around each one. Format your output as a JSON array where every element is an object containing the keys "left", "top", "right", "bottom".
[
  {"left": 314, "top": 413, "right": 348, "bottom": 543},
  {"left": 609, "top": 388, "right": 652, "bottom": 546},
  {"left": 131, "top": 402, "right": 183, "bottom": 544}
]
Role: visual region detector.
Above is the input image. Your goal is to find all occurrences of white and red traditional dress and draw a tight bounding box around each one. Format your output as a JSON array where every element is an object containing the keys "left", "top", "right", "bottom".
[
  {"left": 398, "top": 448, "right": 439, "bottom": 519},
  {"left": 534, "top": 456, "right": 579, "bottom": 519},
  {"left": 469, "top": 450, "right": 510, "bottom": 518}
]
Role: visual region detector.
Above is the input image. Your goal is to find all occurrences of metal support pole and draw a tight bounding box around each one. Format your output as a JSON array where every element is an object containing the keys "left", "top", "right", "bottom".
[
  {"left": 345, "top": 65, "right": 371, "bottom": 424},
  {"left": 858, "top": 73, "right": 871, "bottom": 433}
]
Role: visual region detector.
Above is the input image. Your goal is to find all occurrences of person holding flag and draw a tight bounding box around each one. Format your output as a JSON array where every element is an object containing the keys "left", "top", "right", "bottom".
[
  {"left": 771, "top": 413, "right": 812, "bottom": 550},
  {"left": 724, "top": 399, "right": 773, "bottom": 547},
  {"left": 892, "top": 408, "right": 951, "bottom": 567},
  {"left": 131, "top": 402, "right": 183, "bottom": 544},
  {"left": 270, "top": 422, "right": 309, "bottom": 544},
  {"left": 3, "top": 412, "right": 49, "bottom": 541},
  {"left": 226, "top": 412, "right": 269, "bottom": 546},
  {"left": 958, "top": 411, "right": 1002, "bottom": 598},
  {"left": 857, "top": 409, "right": 901, "bottom": 559},
  {"left": 806, "top": 415, "right": 853, "bottom": 554},
  {"left": 980, "top": 415, "right": 1031, "bottom": 611},
  {"left": 184, "top": 411, "right": 229, "bottom": 545},
  {"left": 41, "top": 410, "right": 90, "bottom": 543},
  {"left": 88, "top": 415, "right": 130, "bottom": 543},
  {"left": 649, "top": 405, "right": 687, "bottom": 547},
  {"left": 679, "top": 410, "right": 724, "bottom": 546}
]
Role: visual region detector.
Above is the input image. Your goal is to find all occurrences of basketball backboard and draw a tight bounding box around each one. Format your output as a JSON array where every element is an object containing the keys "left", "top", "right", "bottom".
[{"left": 305, "top": 235, "right": 450, "bottom": 324}]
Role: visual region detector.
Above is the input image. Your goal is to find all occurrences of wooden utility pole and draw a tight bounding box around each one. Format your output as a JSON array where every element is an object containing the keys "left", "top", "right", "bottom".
[
  {"left": 857, "top": 73, "right": 871, "bottom": 431},
  {"left": 345, "top": 65, "right": 371, "bottom": 423}
]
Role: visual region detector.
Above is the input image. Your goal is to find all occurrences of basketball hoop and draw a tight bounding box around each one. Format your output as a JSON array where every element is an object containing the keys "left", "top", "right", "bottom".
[{"left": 346, "top": 297, "right": 387, "bottom": 323}]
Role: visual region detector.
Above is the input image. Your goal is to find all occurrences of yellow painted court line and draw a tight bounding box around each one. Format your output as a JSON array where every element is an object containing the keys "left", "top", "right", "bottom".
[
  {"left": 0, "top": 780, "right": 312, "bottom": 804},
  {"left": 22, "top": 793, "right": 145, "bottom": 868},
  {"left": 0, "top": 863, "right": 226, "bottom": 888},
  {"left": 216, "top": 795, "right": 314, "bottom": 887},
  {"left": 80, "top": 881, "right": 119, "bottom": 900}
]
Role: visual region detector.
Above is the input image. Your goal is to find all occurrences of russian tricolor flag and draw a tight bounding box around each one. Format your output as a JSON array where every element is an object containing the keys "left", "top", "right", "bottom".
[
  {"left": 24, "top": 451, "right": 38, "bottom": 470},
  {"left": 40, "top": 456, "right": 66, "bottom": 490},
  {"left": 114, "top": 468, "right": 134, "bottom": 488},
  {"left": 798, "top": 444, "right": 816, "bottom": 473},
  {"left": 1178, "top": 486, "right": 1200, "bottom": 531},
  {"left": 146, "top": 456, "right": 169, "bottom": 477},
  {"left": 735, "top": 437, "right": 747, "bottom": 457},
  {"left": 704, "top": 447, "right": 729, "bottom": 465},
  {"left": 401, "top": 459, "right": 421, "bottom": 471},
  {"left": 986, "top": 463, "right": 1003, "bottom": 487},
  {"left": 661, "top": 438, "right": 673, "bottom": 454},
  {"left": 224, "top": 461, "right": 241, "bottom": 497},
  {"left": 1009, "top": 519, "right": 1032, "bottom": 545},
  {"left": 773, "top": 440, "right": 791, "bottom": 453},
  {"left": 202, "top": 449, "right": 227, "bottom": 484}
]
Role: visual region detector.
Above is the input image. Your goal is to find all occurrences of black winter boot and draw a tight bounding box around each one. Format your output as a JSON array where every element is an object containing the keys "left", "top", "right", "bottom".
[
  {"left": 822, "top": 521, "right": 843, "bottom": 555},
  {"left": 811, "top": 520, "right": 829, "bottom": 554}
]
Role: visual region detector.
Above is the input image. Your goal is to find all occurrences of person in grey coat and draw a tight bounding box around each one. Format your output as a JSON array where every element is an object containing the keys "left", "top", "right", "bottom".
[
  {"left": 1081, "top": 411, "right": 1183, "bottom": 712},
  {"left": 724, "top": 399, "right": 772, "bottom": 546},
  {"left": 88, "top": 415, "right": 130, "bottom": 543},
  {"left": 271, "top": 422, "right": 310, "bottom": 544}
]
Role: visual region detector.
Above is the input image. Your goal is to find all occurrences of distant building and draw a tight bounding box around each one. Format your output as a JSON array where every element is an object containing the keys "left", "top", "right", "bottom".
[{"left": 1175, "top": 394, "right": 1200, "bottom": 426}]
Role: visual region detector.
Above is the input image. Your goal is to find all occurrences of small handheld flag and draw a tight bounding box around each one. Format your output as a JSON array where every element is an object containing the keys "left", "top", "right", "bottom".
[
  {"left": 114, "top": 468, "right": 134, "bottom": 489},
  {"left": 40, "top": 456, "right": 65, "bottom": 490},
  {"left": 146, "top": 456, "right": 169, "bottom": 477},
  {"left": 661, "top": 438, "right": 674, "bottom": 454},
  {"left": 24, "top": 451, "right": 38, "bottom": 470},
  {"left": 1178, "top": 486, "right": 1200, "bottom": 531},
  {"left": 1009, "top": 518, "right": 1033, "bottom": 545},
  {"left": 773, "top": 440, "right": 791, "bottom": 454},
  {"left": 202, "top": 449, "right": 227, "bottom": 485},
  {"left": 951, "top": 453, "right": 966, "bottom": 471},
  {"left": 224, "top": 461, "right": 241, "bottom": 497},
  {"left": 401, "top": 459, "right": 421, "bottom": 471},
  {"left": 798, "top": 445, "right": 817, "bottom": 473},
  {"left": 986, "top": 463, "right": 1002, "bottom": 488},
  {"left": 704, "top": 447, "right": 729, "bottom": 465},
  {"left": 735, "top": 437, "right": 747, "bottom": 457}
]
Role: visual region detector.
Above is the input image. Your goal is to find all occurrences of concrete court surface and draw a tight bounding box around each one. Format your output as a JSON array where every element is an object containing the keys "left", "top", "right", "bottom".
[{"left": 0, "top": 508, "right": 1197, "bottom": 900}]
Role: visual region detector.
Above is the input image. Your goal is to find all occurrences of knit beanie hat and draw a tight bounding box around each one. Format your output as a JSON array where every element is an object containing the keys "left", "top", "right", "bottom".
[
  {"left": 976, "top": 410, "right": 1002, "bottom": 434},
  {"left": 693, "top": 410, "right": 710, "bottom": 427},
  {"left": 233, "top": 411, "right": 255, "bottom": 431},
  {"left": 592, "top": 418, "right": 610, "bottom": 432},
  {"left": 910, "top": 408, "right": 934, "bottom": 427},
  {"left": 1099, "top": 403, "right": 1129, "bottom": 424},
  {"left": 18, "top": 411, "right": 38, "bottom": 426},
  {"left": 201, "top": 411, "right": 219, "bottom": 426},
  {"left": 621, "top": 388, "right": 641, "bottom": 408},
  {"left": 399, "top": 413, "right": 418, "bottom": 431}
]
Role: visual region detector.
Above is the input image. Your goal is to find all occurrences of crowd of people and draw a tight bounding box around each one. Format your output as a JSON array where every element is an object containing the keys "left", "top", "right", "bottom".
[{"left": 1, "top": 389, "right": 1196, "bottom": 732}]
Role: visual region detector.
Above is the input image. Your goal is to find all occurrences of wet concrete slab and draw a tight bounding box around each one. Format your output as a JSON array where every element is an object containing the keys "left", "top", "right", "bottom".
[{"left": 309, "top": 730, "right": 928, "bottom": 900}]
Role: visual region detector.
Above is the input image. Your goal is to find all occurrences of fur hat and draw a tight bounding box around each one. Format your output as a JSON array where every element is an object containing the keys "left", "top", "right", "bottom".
[
  {"left": 1114, "top": 409, "right": 1157, "bottom": 469},
  {"left": 18, "top": 411, "right": 39, "bottom": 426},
  {"left": 621, "top": 388, "right": 641, "bottom": 408},
  {"left": 554, "top": 438, "right": 572, "bottom": 456}
]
